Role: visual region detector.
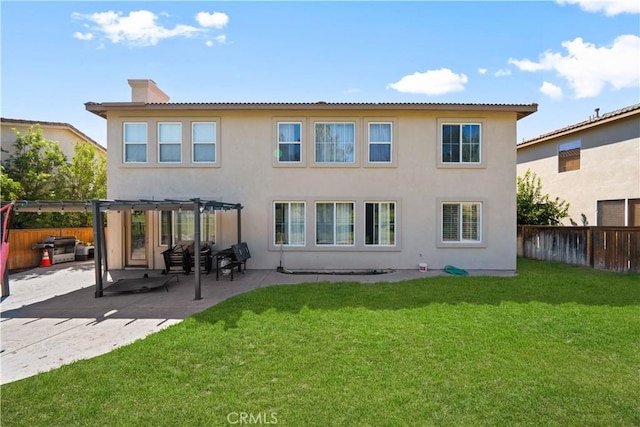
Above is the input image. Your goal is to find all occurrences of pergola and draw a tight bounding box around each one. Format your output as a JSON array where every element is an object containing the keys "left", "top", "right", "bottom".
[{"left": 1, "top": 199, "right": 243, "bottom": 300}]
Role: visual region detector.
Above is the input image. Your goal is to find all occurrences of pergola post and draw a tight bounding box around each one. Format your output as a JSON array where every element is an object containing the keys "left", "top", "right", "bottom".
[
  {"left": 2, "top": 198, "right": 243, "bottom": 300},
  {"left": 1, "top": 204, "right": 12, "bottom": 298},
  {"left": 92, "top": 200, "right": 104, "bottom": 298}
]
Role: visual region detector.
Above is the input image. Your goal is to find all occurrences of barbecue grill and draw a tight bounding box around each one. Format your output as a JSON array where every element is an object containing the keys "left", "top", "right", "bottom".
[{"left": 33, "top": 236, "right": 77, "bottom": 264}]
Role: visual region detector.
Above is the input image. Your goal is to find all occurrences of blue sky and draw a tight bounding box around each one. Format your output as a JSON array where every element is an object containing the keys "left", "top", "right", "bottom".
[{"left": 2, "top": 1, "right": 639, "bottom": 148}]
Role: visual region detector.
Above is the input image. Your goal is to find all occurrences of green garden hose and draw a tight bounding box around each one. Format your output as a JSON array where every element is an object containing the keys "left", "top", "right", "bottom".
[{"left": 444, "top": 265, "right": 469, "bottom": 276}]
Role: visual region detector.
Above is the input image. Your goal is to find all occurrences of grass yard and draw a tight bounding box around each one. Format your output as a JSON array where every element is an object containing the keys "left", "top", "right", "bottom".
[{"left": 1, "top": 259, "right": 639, "bottom": 426}]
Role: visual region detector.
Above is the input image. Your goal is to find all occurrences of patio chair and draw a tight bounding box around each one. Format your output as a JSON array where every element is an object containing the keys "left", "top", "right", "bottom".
[{"left": 162, "top": 241, "right": 213, "bottom": 275}]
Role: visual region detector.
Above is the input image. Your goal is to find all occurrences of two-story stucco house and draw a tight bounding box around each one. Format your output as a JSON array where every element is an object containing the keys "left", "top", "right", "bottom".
[
  {"left": 517, "top": 104, "right": 640, "bottom": 226},
  {"left": 1, "top": 117, "right": 106, "bottom": 163},
  {"left": 85, "top": 79, "right": 537, "bottom": 272}
]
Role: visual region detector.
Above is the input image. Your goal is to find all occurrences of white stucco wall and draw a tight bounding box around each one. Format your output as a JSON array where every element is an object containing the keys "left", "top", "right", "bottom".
[{"left": 105, "top": 108, "right": 520, "bottom": 271}]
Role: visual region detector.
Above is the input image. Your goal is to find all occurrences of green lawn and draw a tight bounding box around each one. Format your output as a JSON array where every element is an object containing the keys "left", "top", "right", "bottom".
[{"left": 2, "top": 259, "right": 639, "bottom": 426}]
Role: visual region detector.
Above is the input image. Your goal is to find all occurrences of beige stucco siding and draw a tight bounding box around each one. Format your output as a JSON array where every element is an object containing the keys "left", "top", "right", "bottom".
[
  {"left": 1, "top": 122, "right": 105, "bottom": 163},
  {"left": 106, "top": 109, "right": 519, "bottom": 271},
  {"left": 517, "top": 115, "right": 640, "bottom": 225}
]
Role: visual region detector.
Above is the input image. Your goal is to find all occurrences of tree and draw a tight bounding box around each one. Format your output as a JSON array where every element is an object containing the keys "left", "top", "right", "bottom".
[
  {"left": 1, "top": 125, "right": 107, "bottom": 228},
  {"left": 517, "top": 169, "right": 570, "bottom": 225},
  {"left": 0, "top": 165, "right": 23, "bottom": 201},
  {"left": 3, "top": 125, "right": 69, "bottom": 200},
  {"left": 68, "top": 142, "right": 106, "bottom": 200},
  {"left": 63, "top": 142, "right": 107, "bottom": 226}
]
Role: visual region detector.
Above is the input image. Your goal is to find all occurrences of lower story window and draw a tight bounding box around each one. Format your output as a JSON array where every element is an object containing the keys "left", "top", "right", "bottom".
[
  {"left": 316, "top": 202, "right": 354, "bottom": 245},
  {"left": 442, "top": 202, "right": 481, "bottom": 242},
  {"left": 160, "top": 210, "right": 215, "bottom": 246},
  {"left": 597, "top": 198, "right": 640, "bottom": 226},
  {"left": 365, "top": 202, "right": 395, "bottom": 245},
  {"left": 274, "top": 202, "right": 305, "bottom": 246}
]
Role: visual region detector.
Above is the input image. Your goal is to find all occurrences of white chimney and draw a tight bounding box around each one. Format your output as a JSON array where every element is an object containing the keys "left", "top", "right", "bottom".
[{"left": 128, "top": 79, "right": 170, "bottom": 103}]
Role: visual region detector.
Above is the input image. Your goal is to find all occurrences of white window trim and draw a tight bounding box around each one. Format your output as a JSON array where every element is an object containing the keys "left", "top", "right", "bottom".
[
  {"left": 315, "top": 201, "right": 356, "bottom": 246},
  {"left": 312, "top": 120, "right": 358, "bottom": 166},
  {"left": 364, "top": 201, "right": 396, "bottom": 247},
  {"left": 192, "top": 122, "right": 217, "bottom": 164},
  {"left": 442, "top": 123, "right": 481, "bottom": 164},
  {"left": 436, "top": 119, "right": 486, "bottom": 169},
  {"left": 123, "top": 122, "right": 148, "bottom": 164},
  {"left": 367, "top": 122, "right": 393, "bottom": 164},
  {"left": 158, "top": 122, "right": 182, "bottom": 164},
  {"left": 272, "top": 117, "right": 306, "bottom": 168},
  {"left": 277, "top": 122, "right": 303, "bottom": 164},
  {"left": 437, "top": 199, "right": 486, "bottom": 248},
  {"left": 273, "top": 201, "right": 306, "bottom": 247}
]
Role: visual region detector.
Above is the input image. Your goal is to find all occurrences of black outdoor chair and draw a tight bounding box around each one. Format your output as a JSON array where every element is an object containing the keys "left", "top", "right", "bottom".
[{"left": 162, "top": 240, "right": 213, "bottom": 275}]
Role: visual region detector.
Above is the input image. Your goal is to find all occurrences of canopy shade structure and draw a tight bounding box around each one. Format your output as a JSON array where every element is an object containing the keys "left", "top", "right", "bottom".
[
  {"left": 3, "top": 199, "right": 242, "bottom": 213},
  {"left": 1, "top": 199, "right": 244, "bottom": 300}
]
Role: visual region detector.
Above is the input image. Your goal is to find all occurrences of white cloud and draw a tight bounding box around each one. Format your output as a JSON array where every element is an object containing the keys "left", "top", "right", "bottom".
[
  {"left": 493, "top": 68, "right": 511, "bottom": 77},
  {"left": 196, "top": 11, "right": 229, "bottom": 29},
  {"left": 540, "top": 81, "right": 563, "bottom": 99},
  {"left": 72, "top": 10, "right": 203, "bottom": 47},
  {"left": 205, "top": 35, "right": 227, "bottom": 47},
  {"left": 343, "top": 88, "right": 361, "bottom": 94},
  {"left": 73, "top": 32, "right": 94, "bottom": 41},
  {"left": 509, "top": 34, "right": 640, "bottom": 98},
  {"left": 555, "top": 0, "right": 639, "bottom": 16},
  {"left": 387, "top": 68, "right": 468, "bottom": 95},
  {"left": 508, "top": 57, "right": 546, "bottom": 72},
  {"left": 477, "top": 68, "right": 487, "bottom": 75}
]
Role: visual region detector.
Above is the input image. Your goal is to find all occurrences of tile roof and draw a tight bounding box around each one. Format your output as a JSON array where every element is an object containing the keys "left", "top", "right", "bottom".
[
  {"left": 85, "top": 101, "right": 538, "bottom": 120},
  {"left": 518, "top": 103, "right": 640, "bottom": 147},
  {"left": 1, "top": 117, "right": 105, "bottom": 152}
]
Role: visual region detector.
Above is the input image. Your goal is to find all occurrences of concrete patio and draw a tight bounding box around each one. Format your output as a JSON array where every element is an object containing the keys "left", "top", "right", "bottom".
[{"left": 1, "top": 261, "right": 514, "bottom": 384}]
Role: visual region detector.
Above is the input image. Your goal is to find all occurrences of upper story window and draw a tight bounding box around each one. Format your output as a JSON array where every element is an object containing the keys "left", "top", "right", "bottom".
[
  {"left": 365, "top": 202, "right": 395, "bottom": 246},
  {"left": 368, "top": 123, "right": 392, "bottom": 163},
  {"left": 315, "top": 123, "right": 355, "bottom": 164},
  {"left": 316, "top": 202, "right": 355, "bottom": 245},
  {"left": 442, "top": 202, "right": 482, "bottom": 243},
  {"left": 277, "top": 123, "right": 302, "bottom": 163},
  {"left": 442, "top": 123, "right": 481, "bottom": 164},
  {"left": 274, "top": 201, "right": 306, "bottom": 246},
  {"left": 123, "top": 123, "right": 147, "bottom": 163},
  {"left": 192, "top": 122, "right": 216, "bottom": 163},
  {"left": 558, "top": 140, "right": 580, "bottom": 172},
  {"left": 158, "top": 122, "right": 182, "bottom": 163}
]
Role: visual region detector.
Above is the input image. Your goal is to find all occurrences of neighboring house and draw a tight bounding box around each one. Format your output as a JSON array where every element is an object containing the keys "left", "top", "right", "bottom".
[
  {"left": 1, "top": 117, "right": 106, "bottom": 164},
  {"left": 85, "top": 79, "right": 537, "bottom": 272},
  {"left": 517, "top": 104, "right": 640, "bottom": 226}
]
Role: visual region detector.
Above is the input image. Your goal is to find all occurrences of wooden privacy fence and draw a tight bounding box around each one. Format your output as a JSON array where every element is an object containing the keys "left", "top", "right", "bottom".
[
  {"left": 518, "top": 226, "right": 640, "bottom": 273},
  {"left": 7, "top": 227, "right": 95, "bottom": 271}
]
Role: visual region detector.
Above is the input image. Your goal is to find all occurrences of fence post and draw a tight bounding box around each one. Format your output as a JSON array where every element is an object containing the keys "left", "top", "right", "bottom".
[{"left": 587, "top": 226, "right": 595, "bottom": 268}]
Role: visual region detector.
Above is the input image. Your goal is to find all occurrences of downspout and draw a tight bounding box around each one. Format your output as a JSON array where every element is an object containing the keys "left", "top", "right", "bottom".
[
  {"left": 237, "top": 204, "right": 242, "bottom": 244},
  {"left": 194, "top": 198, "right": 202, "bottom": 300},
  {"left": 237, "top": 205, "right": 243, "bottom": 273}
]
